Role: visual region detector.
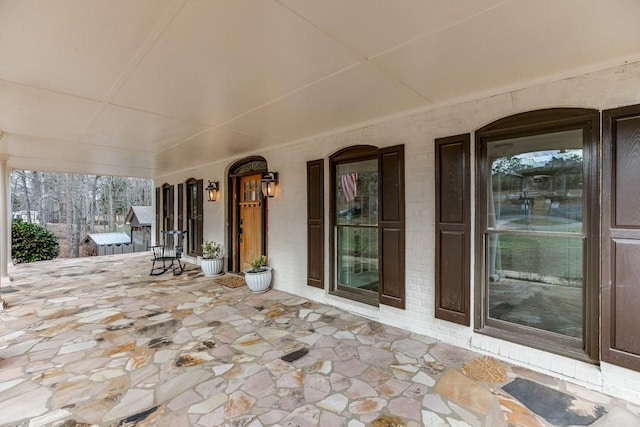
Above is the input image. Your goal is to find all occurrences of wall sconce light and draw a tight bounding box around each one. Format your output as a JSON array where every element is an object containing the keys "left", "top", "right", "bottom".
[
  {"left": 206, "top": 180, "right": 219, "bottom": 202},
  {"left": 261, "top": 172, "right": 279, "bottom": 198}
]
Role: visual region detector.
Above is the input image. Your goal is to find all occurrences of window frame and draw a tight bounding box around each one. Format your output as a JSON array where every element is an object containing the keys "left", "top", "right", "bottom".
[
  {"left": 330, "top": 145, "right": 380, "bottom": 306},
  {"left": 185, "top": 178, "right": 203, "bottom": 257},
  {"left": 474, "top": 108, "right": 600, "bottom": 362},
  {"left": 161, "top": 183, "right": 174, "bottom": 232}
]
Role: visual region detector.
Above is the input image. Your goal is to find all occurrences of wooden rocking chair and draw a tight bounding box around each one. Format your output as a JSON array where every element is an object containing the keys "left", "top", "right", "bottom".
[{"left": 150, "top": 230, "right": 186, "bottom": 276}]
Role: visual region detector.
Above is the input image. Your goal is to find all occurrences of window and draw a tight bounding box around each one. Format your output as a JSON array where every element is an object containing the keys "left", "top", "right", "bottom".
[
  {"left": 336, "top": 156, "right": 379, "bottom": 300},
  {"left": 476, "top": 109, "right": 599, "bottom": 361},
  {"left": 329, "top": 145, "right": 405, "bottom": 308},
  {"left": 161, "top": 183, "right": 174, "bottom": 232},
  {"left": 186, "top": 178, "right": 203, "bottom": 257}
]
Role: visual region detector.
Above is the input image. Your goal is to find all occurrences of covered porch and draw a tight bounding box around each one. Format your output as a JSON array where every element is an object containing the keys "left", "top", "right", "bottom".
[
  {"left": 0, "top": 253, "right": 637, "bottom": 426},
  {"left": 2, "top": 1, "right": 640, "bottom": 424}
]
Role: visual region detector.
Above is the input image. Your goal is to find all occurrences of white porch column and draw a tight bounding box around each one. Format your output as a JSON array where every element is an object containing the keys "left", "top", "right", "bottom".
[{"left": 0, "top": 155, "right": 8, "bottom": 309}]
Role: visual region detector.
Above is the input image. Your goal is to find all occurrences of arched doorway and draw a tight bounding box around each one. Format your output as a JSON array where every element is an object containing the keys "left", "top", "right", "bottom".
[{"left": 227, "top": 157, "right": 268, "bottom": 272}]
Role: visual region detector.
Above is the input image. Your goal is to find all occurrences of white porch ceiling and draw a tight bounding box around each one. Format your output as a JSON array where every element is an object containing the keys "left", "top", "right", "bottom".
[{"left": 1, "top": 0, "right": 639, "bottom": 178}]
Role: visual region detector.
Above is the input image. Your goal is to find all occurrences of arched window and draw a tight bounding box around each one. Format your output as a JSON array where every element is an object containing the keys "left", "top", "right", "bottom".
[
  {"left": 329, "top": 145, "right": 405, "bottom": 308},
  {"left": 185, "top": 178, "right": 203, "bottom": 257},
  {"left": 161, "top": 183, "right": 174, "bottom": 232},
  {"left": 475, "top": 108, "right": 599, "bottom": 361}
]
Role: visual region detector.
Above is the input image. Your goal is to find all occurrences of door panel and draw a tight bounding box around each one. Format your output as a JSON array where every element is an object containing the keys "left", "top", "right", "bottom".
[{"left": 239, "top": 173, "right": 263, "bottom": 271}]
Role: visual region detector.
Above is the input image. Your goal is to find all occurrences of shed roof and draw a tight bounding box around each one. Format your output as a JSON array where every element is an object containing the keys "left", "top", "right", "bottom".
[
  {"left": 125, "top": 206, "right": 153, "bottom": 226},
  {"left": 84, "top": 232, "right": 131, "bottom": 246}
]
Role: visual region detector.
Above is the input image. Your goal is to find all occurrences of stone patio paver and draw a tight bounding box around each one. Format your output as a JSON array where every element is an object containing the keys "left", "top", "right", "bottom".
[{"left": 0, "top": 253, "right": 639, "bottom": 426}]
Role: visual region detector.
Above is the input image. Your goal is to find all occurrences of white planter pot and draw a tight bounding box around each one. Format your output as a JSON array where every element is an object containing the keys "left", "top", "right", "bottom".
[
  {"left": 201, "top": 257, "right": 224, "bottom": 277},
  {"left": 243, "top": 267, "right": 272, "bottom": 293}
]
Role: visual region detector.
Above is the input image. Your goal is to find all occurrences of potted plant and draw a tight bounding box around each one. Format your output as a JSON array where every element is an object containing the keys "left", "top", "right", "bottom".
[
  {"left": 244, "top": 255, "right": 272, "bottom": 293},
  {"left": 201, "top": 241, "right": 223, "bottom": 277}
]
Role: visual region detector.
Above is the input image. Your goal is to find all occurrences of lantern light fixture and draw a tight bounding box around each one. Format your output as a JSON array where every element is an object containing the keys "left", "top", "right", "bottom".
[
  {"left": 261, "top": 172, "right": 279, "bottom": 198},
  {"left": 206, "top": 180, "right": 219, "bottom": 202}
]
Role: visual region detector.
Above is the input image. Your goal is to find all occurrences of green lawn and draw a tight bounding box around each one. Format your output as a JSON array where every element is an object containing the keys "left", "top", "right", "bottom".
[{"left": 495, "top": 233, "right": 583, "bottom": 282}]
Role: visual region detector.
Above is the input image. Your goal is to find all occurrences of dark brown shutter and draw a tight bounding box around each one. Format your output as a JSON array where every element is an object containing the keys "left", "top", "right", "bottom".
[
  {"left": 155, "top": 186, "right": 161, "bottom": 243},
  {"left": 177, "top": 183, "right": 184, "bottom": 232},
  {"left": 378, "top": 145, "right": 405, "bottom": 309},
  {"left": 307, "top": 159, "right": 324, "bottom": 288},
  {"left": 435, "top": 134, "right": 470, "bottom": 325},
  {"left": 602, "top": 104, "right": 640, "bottom": 371},
  {"left": 196, "top": 179, "right": 204, "bottom": 256},
  {"left": 167, "top": 185, "right": 175, "bottom": 230}
]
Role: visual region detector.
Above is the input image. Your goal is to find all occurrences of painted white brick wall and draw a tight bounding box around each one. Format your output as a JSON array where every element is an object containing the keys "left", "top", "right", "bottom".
[
  {"left": 601, "top": 363, "right": 640, "bottom": 404},
  {"left": 156, "top": 61, "right": 640, "bottom": 403}
]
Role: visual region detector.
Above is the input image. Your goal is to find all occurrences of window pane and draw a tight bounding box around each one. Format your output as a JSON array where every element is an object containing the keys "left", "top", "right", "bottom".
[
  {"left": 337, "top": 226, "right": 379, "bottom": 292},
  {"left": 488, "top": 233, "right": 583, "bottom": 338},
  {"left": 336, "top": 159, "right": 378, "bottom": 226},
  {"left": 488, "top": 129, "right": 583, "bottom": 233}
]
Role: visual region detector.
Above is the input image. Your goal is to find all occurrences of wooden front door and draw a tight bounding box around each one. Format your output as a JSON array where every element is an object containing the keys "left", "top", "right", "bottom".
[{"left": 239, "top": 173, "right": 263, "bottom": 271}]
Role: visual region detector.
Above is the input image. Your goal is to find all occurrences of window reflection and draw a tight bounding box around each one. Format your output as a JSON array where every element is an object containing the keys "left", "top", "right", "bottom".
[
  {"left": 335, "top": 159, "right": 379, "bottom": 294},
  {"left": 486, "top": 129, "right": 584, "bottom": 338},
  {"left": 488, "top": 130, "right": 583, "bottom": 232}
]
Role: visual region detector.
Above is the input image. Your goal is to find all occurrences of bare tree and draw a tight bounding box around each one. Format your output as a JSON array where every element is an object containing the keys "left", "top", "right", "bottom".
[
  {"left": 10, "top": 170, "right": 152, "bottom": 258},
  {"left": 65, "top": 174, "right": 76, "bottom": 257}
]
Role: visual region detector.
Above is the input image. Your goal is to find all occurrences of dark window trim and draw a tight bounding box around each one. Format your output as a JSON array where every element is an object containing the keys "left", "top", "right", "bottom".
[
  {"left": 331, "top": 145, "right": 378, "bottom": 163},
  {"left": 329, "top": 145, "right": 379, "bottom": 306},
  {"left": 185, "top": 178, "right": 203, "bottom": 257},
  {"left": 155, "top": 187, "right": 161, "bottom": 244},
  {"left": 161, "top": 183, "right": 174, "bottom": 232},
  {"left": 177, "top": 183, "right": 184, "bottom": 232},
  {"left": 475, "top": 108, "right": 600, "bottom": 362},
  {"left": 329, "top": 144, "right": 405, "bottom": 308},
  {"left": 229, "top": 156, "right": 268, "bottom": 177}
]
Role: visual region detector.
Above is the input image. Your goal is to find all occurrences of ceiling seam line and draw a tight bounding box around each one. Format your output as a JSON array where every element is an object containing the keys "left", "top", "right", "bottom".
[
  {"left": 156, "top": 126, "right": 287, "bottom": 156},
  {"left": 8, "top": 156, "right": 156, "bottom": 174},
  {"left": 366, "top": 0, "right": 513, "bottom": 61},
  {"left": 104, "top": 102, "right": 215, "bottom": 128},
  {"left": 155, "top": 128, "right": 221, "bottom": 154},
  {"left": 0, "top": 78, "right": 102, "bottom": 104},
  {"left": 6, "top": 132, "right": 157, "bottom": 156},
  {"left": 213, "top": 63, "right": 362, "bottom": 128},
  {"left": 80, "top": 0, "right": 190, "bottom": 134},
  {"left": 272, "top": 0, "right": 432, "bottom": 104}
]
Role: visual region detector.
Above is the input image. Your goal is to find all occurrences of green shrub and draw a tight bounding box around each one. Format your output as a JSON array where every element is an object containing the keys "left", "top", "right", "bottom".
[{"left": 12, "top": 220, "right": 59, "bottom": 263}]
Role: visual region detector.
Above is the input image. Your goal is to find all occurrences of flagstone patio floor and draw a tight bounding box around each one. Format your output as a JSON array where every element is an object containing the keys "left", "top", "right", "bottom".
[{"left": 1, "top": 253, "right": 639, "bottom": 426}]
